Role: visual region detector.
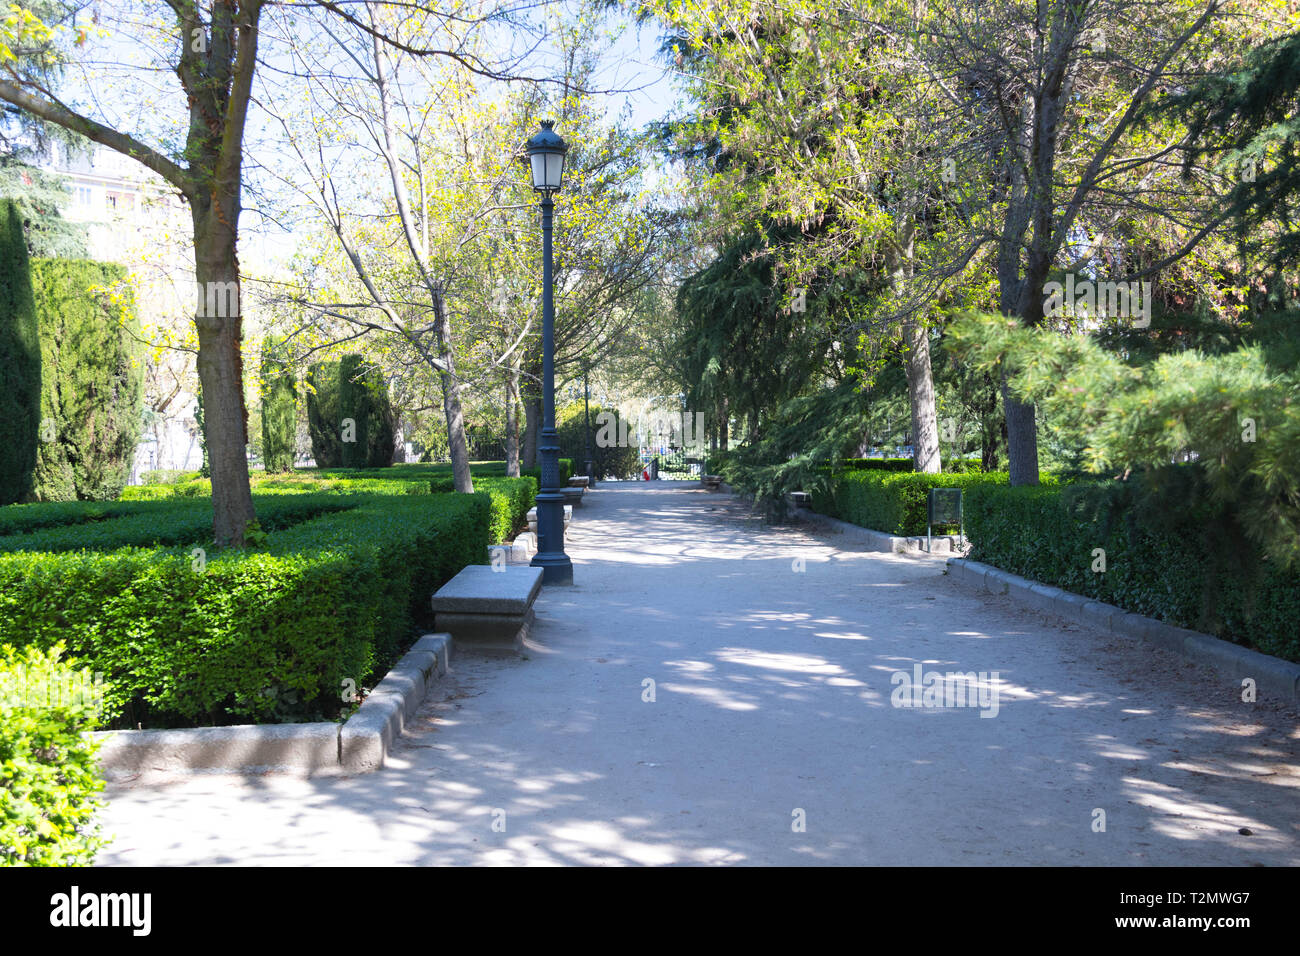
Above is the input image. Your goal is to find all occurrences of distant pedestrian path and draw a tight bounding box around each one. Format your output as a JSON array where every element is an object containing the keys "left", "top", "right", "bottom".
[{"left": 100, "top": 483, "right": 1300, "bottom": 865}]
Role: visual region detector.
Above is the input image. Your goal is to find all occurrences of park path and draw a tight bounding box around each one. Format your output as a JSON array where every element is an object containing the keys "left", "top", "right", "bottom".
[{"left": 99, "top": 482, "right": 1300, "bottom": 865}]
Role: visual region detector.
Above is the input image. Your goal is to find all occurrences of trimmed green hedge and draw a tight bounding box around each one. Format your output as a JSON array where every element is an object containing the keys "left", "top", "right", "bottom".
[
  {"left": 0, "top": 644, "right": 107, "bottom": 866},
  {"left": 0, "top": 492, "right": 491, "bottom": 728},
  {"left": 816, "top": 470, "right": 1055, "bottom": 536},
  {"left": 0, "top": 494, "right": 355, "bottom": 554},
  {"left": 965, "top": 481, "right": 1300, "bottom": 663},
  {"left": 841, "top": 457, "right": 984, "bottom": 474}
]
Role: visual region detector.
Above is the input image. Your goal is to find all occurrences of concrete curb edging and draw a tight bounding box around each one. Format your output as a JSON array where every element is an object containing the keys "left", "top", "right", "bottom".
[
  {"left": 791, "top": 508, "right": 966, "bottom": 556},
  {"left": 945, "top": 558, "right": 1300, "bottom": 708},
  {"left": 92, "top": 633, "right": 452, "bottom": 779}
]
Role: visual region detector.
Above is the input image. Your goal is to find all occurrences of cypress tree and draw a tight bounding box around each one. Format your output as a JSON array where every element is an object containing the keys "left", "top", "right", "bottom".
[
  {"left": 0, "top": 200, "right": 40, "bottom": 504},
  {"left": 306, "top": 360, "right": 342, "bottom": 467},
  {"left": 30, "top": 259, "right": 145, "bottom": 501},
  {"left": 260, "top": 336, "right": 297, "bottom": 473},
  {"left": 338, "top": 353, "right": 368, "bottom": 469}
]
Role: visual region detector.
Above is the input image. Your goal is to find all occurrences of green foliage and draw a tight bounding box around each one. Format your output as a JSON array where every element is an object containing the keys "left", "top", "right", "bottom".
[
  {"left": 966, "top": 477, "right": 1300, "bottom": 663},
  {"left": 340, "top": 356, "right": 394, "bottom": 468},
  {"left": 558, "top": 402, "right": 639, "bottom": 478},
  {"left": 260, "top": 336, "right": 297, "bottom": 474},
  {"left": 306, "top": 361, "right": 342, "bottom": 468},
  {"left": 0, "top": 494, "right": 353, "bottom": 554},
  {"left": 815, "top": 470, "right": 1053, "bottom": 537},
  {"left": 29, "top": 259, "right": 145, "bottom": 502},
  {"left": 0, "top": 643, "right": 106, "bottom": 866},
  {"left": 0, "top": 492, "right": 491, "bottom": 728},
  {"left": 948, "top": 311, "right": 1300, "bottom": 569},
  {"left": 0, "top": 200, "right": 40, "bottom": 506},
  {"left": 0, "top": 155, "right": 89, "bottom": 259}
]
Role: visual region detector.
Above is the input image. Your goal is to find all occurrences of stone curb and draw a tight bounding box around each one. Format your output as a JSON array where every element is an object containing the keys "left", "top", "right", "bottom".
[
  {"left": 790, "top": 508, "right": 965, "bottom": 556},
  {"left": 92, "top": 633, "right": 452, "bottom": 779},
  {"left": 945, "top": 558, "right": 1300, "bottom": 708}
]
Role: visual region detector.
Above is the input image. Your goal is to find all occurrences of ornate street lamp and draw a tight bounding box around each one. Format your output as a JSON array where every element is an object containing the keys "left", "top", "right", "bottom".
[{"left": 524, "top": 120, "right": 572, "bottom": 584}]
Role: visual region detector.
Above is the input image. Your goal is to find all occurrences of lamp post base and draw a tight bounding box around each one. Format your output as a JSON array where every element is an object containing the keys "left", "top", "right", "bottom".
[{"left": 530, "top": 551, "right": 573, "bottom": 585}]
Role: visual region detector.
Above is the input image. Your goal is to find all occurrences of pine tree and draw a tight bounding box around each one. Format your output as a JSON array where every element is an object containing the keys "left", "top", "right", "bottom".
[{"left": 0, "top": 200, "right": 41, "bottom": 504}]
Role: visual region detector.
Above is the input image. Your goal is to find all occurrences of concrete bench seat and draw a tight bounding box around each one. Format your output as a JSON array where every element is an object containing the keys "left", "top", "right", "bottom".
[
  {"left": 702, "top": 474, "right": 723, "bottom": 490},
  {"left": 431, "top": 565, "right": 543, "bottom": 654},
  {"left": 568, "top": 476, "right": 590, "bottom": 488},
  {"left": 790, "top": 491, "right": 812, "bottom": 508},
  {"left": 561, "top": 486, "right": 584, "bottom": 507},
  {"left": 527, "top": 504, "right": 572, "bottom": 534}
]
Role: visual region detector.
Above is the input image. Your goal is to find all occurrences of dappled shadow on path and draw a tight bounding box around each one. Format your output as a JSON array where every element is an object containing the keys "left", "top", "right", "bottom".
[{"left": 101, "top": 483, "right": 1299, "bottom": 866}]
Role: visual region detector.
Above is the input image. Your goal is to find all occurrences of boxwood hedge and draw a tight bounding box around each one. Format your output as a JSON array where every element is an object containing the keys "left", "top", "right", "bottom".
[
  {"left": 965, "top": 481, "right": 1300, "bottom": 664},
  {"left": 815, "top": 470, "right": 1054, "bottom": 536},
  {"left": 0, "top": 492, "right": 492, "bottom": 728}
]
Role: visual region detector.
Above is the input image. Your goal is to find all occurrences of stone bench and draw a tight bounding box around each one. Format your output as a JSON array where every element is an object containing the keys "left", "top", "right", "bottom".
[
  {"left": 561, "top": 486, "right": 584, "bottom": 507},
  {"left": 431, "top": 565, "right": 543, "bottom": 654},
  {"left": 702, "top": 474, "right": 723, "bottom": 491},
  {"left": 568, "top": 476, "right": 590, "bottom": 489},
  {"left": 527, "top": 504, "right": 572, "bottom": 534},
  {"left": 790, "top": 491, "right": 812, "bottom": 509}
]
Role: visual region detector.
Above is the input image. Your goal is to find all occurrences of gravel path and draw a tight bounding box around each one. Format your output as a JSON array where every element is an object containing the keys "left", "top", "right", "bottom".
[{"left": 98, "top": 482, "right": 1300, "bottom": 865}]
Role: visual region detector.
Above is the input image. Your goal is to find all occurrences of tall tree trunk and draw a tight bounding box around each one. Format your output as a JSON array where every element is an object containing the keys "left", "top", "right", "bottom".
[
  {"left": 192, "top": 207, "right": 254, "bottom": 547},
  {"left": 432, "top": 290, "right": 472, "bottom": 493},
  {"left": 505, "top": 359, "right": 521, "bottom": 477},
  {"left": 889, "top": 229, "right": 940, "bottom": 474},
  {"left": 903, "top": 316, "right": 941, "bottom": 474}
]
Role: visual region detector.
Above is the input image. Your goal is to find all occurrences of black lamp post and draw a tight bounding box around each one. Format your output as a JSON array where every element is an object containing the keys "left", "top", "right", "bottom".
[{"left": 524, "top": 120, "right": 573, "bottom": 585}]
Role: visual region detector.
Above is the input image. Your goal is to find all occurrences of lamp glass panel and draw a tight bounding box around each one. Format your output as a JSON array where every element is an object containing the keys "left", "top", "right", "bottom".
[
  {"left": 547, "top": 152, "right": 564, "bottom": 189},
  {"left": 529, "top": 154, "right": 547, "bottom": 190}
]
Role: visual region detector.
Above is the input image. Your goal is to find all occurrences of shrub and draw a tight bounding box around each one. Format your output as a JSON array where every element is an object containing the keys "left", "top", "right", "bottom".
[
  {"left": 965, "top": 476, "right": 1300, "bottom": 663},
  {"left": 816, "top": 470, "right": 1054, "bottom": 536},
  {"left": 558, "top": 403, "right": 640, "bottom": 479},
  {"left": 261, "top": 336, "right": 297, "bottom": 473},
  {"left": 0, "top": 492, "right": 491, "bottom": 728},
  {"left": 839, "top": 457, "right": 985, "bottom": 473},
  {"left": 0, "top": 199, "right": 40, "bottom": 506},
  {"left": 0, "top": 644, "right": 106, "bottom": 866},
  {"left": 306, "top": 360, "right": 343, "bottom": 467},
  {"left": 337, "top": 354, "right": 395, "bottom": 468},
  {"left": 30, "top": 259, "right": 145, "bottom": 502}
]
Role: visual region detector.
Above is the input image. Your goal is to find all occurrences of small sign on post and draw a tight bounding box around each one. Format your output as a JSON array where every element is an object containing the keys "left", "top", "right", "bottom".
[{"left": 927, "top": 487, "right": 964, "bottom": 553}]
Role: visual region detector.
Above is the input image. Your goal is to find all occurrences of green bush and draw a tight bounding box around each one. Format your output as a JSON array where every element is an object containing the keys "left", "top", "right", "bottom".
[
  {"left": 558, "top": 403, "right": 640, "bottom": 479},
  {"left": 261, "top": 336, "right": 297, "bottom": 473},
  {"left": 137, "top": 469, "right": 201, "bottom": 485},
  {"left": 0, "top": 199, "right": 40, "bottom": 506},
  {"left": 306, "top": 360, "right": 343, "bottom": 467},
  {"left": 0, "top": 644, "right": 106, "bottom": 866},
  {"left": 0, "top": 494, "right": 355, "bottom": 555},
  {"left": 839, "top": 457, "right": 985, "bottom": 473},
  {"left": 965, "top": 478, "right": 1300, "bottom": 663},
  {"left": 30, "top": 259, "right": 145, "bottom": 502},
  {"left": 0, "top": 492, "right": 490, "bottom": 728},
  {"left": 816, "top": 470, "right": 1053, "bottom": 536}
]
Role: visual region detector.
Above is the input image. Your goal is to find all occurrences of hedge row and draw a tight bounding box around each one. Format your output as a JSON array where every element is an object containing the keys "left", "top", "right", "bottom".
[
  {"left": 0, "top": 494, "right": 354, "bottom": 554},
  {"left": 840, "top": 457, "right": 984, "bottom": 474},
  {"left": 815, "top": 471, "right": 1056, "bottom": 536},
  {"left": 0, "top": 492, "right": 491, "bottom": 728},
  {"left": 965, "top": 482, "right": 1300, "bottom": 664}
]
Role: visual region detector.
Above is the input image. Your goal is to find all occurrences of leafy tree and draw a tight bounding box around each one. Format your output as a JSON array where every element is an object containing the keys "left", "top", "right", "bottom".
[
  {"left": 0, "top": 199, "right": 40, "bottom": 504},
  {"left": 337, "top": 353, "right": 395, "bottom": 469},
  {"left": 30, "top": 259, "right": 144, "bottom": 501}
]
